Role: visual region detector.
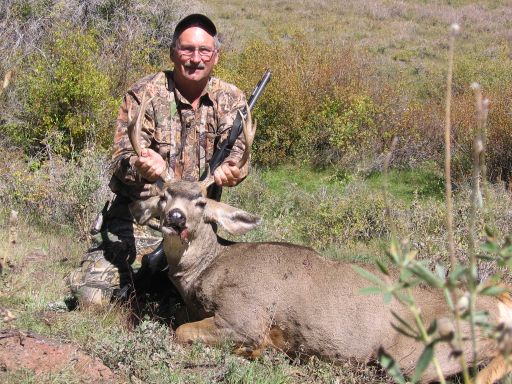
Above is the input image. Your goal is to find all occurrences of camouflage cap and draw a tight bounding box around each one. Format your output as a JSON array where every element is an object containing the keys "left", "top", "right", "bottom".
[{"left": 173, "top": 14, "right": 217, "bottom": 40}]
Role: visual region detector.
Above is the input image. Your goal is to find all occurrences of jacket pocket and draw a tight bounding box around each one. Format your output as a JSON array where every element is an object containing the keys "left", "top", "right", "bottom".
[{"left": 152, "top": 128, "right": 173, "bottom": 159}]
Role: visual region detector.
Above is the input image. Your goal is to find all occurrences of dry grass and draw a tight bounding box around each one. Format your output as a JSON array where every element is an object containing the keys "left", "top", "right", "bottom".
[{"left": 206, "top": 0, "right": 511, "bottom": 69}]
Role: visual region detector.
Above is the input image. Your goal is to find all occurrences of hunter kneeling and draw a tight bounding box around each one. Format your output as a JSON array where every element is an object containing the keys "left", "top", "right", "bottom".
[{"left": 68, "top": 14, "right": 251, "bottom": 314}]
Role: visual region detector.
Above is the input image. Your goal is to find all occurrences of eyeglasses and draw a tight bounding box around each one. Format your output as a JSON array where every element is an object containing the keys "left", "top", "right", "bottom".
[{"left": 176, "top": 44, "right": 217, "bottom": 61}]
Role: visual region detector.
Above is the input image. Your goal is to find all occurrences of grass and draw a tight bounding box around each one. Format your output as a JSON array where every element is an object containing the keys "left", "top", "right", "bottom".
[
  {"left": 3, "top": 164, "right": 512, "bottom": 382},
  {"left": 256, "top": 164, "right": 345, "bottom": 195},
  {"left": 0, "top": 178, "right": 392, "bottom": 384},
  {"left": 207, "top": 0, "right": 511, "bottom": 82},
  {"left": 0, "top": 211, "right": 125, "bottom": 344},
  {"left": 0, "top": 166, "right": 423, "bottom": 383},
  {"left": 367, "top": 164, "right": 446, "bottom": 202},
  {"left": 0, "top": 368, "right": 82, "bottom": 384},
  {"left": 224, "top": 164, "right": 447, "bottom": 258}
]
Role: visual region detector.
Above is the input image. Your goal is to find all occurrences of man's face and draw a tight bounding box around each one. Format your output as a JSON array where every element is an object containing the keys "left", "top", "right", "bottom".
[{"left": 171, "top": 26, "right": 218, "bottom": 85}]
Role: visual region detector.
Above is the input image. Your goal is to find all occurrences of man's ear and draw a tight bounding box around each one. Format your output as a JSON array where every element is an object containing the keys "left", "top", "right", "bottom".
[
  {"left": 170, "top": 46, "right": 177, "bottom": 64},
  {"left": 204, "top": 200, "right": 261, "bottom": 235},
  {"left": 129, "top": 196, "right": 161, "bottom": 225}
]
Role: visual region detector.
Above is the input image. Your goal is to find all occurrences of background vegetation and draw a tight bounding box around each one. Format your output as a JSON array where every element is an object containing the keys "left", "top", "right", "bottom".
[{"left": 1, "top": 0, "right": 512, "bottom": 382}]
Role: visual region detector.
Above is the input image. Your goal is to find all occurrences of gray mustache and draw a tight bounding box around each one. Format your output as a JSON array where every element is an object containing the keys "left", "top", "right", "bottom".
[{"left": 184, "top": 61, "right": 206, "bottom": 69}]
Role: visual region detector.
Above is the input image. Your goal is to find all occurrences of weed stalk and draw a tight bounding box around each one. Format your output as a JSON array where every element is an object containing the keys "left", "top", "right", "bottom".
[
  {"left": 383, "top": 136, "right": 398, "bottom": 235},
  {"left": 443, "top": 23, "right": 473, "bottom": 383},
  {"left": 408, "top": 288, "right": 448, "bottom": 384},
  {"left": 467, "top": 84, "right": 483, "bottom": 376},
  {"left": 444, "top": 23, "right": 458, "bottom": 269}
]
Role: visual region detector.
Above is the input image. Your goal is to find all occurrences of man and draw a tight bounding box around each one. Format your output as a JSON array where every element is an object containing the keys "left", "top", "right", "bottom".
[{"left": 68, "top": 14, "right": 249, "bottom": 310}]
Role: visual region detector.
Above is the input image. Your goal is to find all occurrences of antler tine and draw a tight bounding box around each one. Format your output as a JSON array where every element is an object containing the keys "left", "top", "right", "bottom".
[
  {"left": 126, "top": 91, "right": 172, "bottom": 192},
  {"left": 236, "top": 105, "right": 256, "bottom": 171},
  {"left": 199, "top": 166, "right": 216, "bottom": 195},
  {"left": 127, "top": 91, "right": 153, "bottom": 157}
]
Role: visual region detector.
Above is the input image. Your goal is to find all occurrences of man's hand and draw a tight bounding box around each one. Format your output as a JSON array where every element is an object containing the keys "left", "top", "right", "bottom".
[
  {"left": 134, "top": 148, "right": 167, "bottom": 182},
  {"left": 214, "top": 160, "right": 242, "bottom": 187}
]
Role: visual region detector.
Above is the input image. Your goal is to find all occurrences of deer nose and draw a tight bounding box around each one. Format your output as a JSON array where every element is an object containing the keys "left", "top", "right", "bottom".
[{"left": 168, "top": 208, "right": 186, "bottom": 228}]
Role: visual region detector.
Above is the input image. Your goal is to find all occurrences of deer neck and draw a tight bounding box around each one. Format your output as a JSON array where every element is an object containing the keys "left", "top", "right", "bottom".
[{"left": 163, "top": 221, "right": 221, "bottom": 300}]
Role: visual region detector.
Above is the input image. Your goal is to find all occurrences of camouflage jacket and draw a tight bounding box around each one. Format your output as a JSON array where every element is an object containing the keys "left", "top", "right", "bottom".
[{"left": 110, "top": 71, "right": 248, "bottom": 198}]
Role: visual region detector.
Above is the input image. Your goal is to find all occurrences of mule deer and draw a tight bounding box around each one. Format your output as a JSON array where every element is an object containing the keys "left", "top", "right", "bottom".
[{"left": 127, "top": 94, "right": 512, "bottom": 384}]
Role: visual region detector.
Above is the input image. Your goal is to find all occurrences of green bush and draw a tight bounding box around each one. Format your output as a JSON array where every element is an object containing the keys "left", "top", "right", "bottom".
[
  {"left": 303, "top": 95, "right": 379, "bottom": 167},
  {"left": 13, "top": 24, "right": 117, "bottom": 157}
]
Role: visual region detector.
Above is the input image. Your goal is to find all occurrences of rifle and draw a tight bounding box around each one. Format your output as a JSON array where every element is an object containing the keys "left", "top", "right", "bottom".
[{"left": 200, "top": 69, "right": 272, "bottom": 182}]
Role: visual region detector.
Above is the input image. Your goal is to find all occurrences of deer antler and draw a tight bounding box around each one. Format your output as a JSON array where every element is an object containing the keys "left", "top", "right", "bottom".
[
  {"left": 127, "top": 90, "right": 153, "bottom": 157},
  {"left": 127, "top": 91, "right": 172, "bottom": 193},
  {"left": 199, "top": 105, "right": 256, "bottom": 192},
  {"left": 128, "top": 95, "right": 256, "bottom": 194}
]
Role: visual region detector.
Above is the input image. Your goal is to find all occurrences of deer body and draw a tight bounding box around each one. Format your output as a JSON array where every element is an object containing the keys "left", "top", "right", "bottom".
[
  {"left": 128, "top": 181, "right": 509, "bottom": 383},
  {"left": 172, "top": 241, "right": 499, "bottom": 381}
]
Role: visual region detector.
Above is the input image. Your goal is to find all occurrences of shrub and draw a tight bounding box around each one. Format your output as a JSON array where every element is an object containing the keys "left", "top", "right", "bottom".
[
  {"left": 0, "top": 143, "right": 112, "bottom": 239},
  {"left": 13, "top": 24, "right": 118, "bottom": 157},
  {"left": 216, "top": 35, "right": 381, "bottom": 170},
  {"left": 303, "top": 95, "right": 379, "bottom": 168},
  {"left": 1, "top": 1, "right": 199, "bottom": 160},
  {"left": 449, "top": 85, "right": 512, "bottom": 182}
]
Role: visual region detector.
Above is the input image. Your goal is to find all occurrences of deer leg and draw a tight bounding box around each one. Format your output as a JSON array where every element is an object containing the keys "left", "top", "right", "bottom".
[
  {"left": 176, "top": 316, "right": 255, "bottom": 349},
  {"left": 241, "top": 325, "right": 288, "bottom": 359},
  {"left": 175, "top": 317, "right": 228, "bottom": 345},
  {"left": 476, "top": 355, "right": 511, "bottom": 384},
  {"left": 175, "top": 316, "right": 283, "bottom": 359}
]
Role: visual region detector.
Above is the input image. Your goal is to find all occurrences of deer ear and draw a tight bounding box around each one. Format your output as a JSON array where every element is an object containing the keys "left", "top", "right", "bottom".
[
  {"left": 204, "top": 200, "right": 261, "bottom": 235},
  {"left": 129, "top": 196, "right": 161, "bottom": 224}
]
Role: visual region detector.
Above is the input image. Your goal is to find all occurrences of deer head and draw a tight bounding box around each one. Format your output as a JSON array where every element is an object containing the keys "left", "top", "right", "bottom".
[{"left": 130, "top": 180, "right": 261, "bottom": 242}]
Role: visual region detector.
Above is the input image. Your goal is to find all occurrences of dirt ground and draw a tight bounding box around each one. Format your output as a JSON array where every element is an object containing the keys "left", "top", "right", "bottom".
[{"left": 0, "top": 329, "right": 115, "bottom": 383}]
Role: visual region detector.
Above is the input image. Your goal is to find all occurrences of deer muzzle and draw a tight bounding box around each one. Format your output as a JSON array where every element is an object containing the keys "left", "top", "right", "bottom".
[{"left": 162, "top": 208, "right": 190, "bottom": 242}]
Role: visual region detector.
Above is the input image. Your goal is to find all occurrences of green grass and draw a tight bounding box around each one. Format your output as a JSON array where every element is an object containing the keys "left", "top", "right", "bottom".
[
  {"left": 367, "top": 165, "right": 445, "bottom": 202},
  {"left": 257, "top": 162, "right": 446, "bottom": 203},
  {"left": 256, "top": 164, "right": 346, "bottom": 194}
]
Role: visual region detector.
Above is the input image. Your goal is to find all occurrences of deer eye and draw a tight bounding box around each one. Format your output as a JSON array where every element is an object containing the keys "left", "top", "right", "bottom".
[{"left": 195, "top": 198, "right": 207, "bottom": 209}]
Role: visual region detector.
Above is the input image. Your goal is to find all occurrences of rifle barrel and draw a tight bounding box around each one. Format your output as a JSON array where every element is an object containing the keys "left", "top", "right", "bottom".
[{"left": 247, "top": 69, "right": 272, "bottom": 111}]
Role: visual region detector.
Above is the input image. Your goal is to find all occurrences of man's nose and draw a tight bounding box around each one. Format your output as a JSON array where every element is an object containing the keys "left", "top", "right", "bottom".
[{"left": 190, "top": 49, "right": 202, "bottom": 62}]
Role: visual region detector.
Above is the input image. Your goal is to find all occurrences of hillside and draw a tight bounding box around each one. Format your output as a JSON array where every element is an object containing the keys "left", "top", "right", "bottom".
[{"left": 1, "top": 1, "right": 512, "bottom": 382}]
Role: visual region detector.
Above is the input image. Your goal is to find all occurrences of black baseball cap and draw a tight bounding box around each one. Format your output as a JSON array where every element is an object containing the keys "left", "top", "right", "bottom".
[{"left": 173, "top": 14, "right": 217, "bottom": 40}]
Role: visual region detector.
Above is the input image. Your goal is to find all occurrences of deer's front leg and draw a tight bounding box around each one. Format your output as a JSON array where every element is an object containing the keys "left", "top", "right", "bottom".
[
  {"left": 175, "top": 316, "right": 265, "bottom": 358},
  {"left": 175, "top": 317, "right": 228, "bottom": 345},
  {"left": 476, "top": 355, "right": 512, "bottom": 384}
]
